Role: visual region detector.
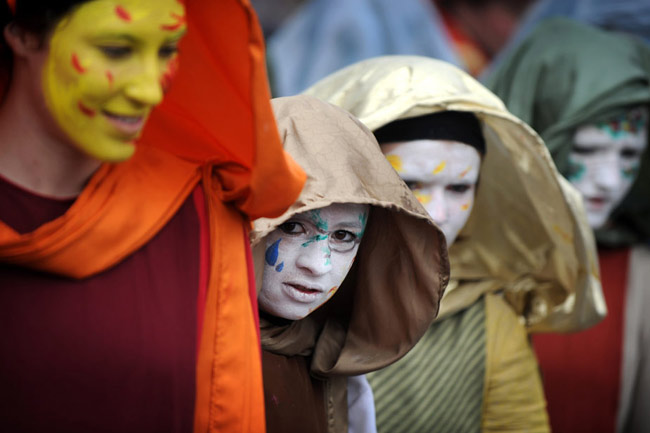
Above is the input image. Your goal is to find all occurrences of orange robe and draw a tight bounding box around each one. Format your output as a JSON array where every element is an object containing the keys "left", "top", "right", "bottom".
[{"left": 0, "top": 1, "right": 305, "bottom": 432}]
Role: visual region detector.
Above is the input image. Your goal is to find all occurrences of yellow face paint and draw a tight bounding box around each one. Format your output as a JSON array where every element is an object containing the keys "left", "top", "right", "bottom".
[
  {"left": 461, "top": 203, "right": 470, "bottom": 211},
  {"left": 414, "top": 190, "right": 432, "bottom": 204},
  {"left": 386, "top": 154, "right": 403, "bottom": 172},
  {"left": 432, "top": 161, "right": 447, "bottom": 175},
  {"left": 43, "top": 0, "right": 187, "bottom": 162},
  {"left": 459, "top": 165, "right": 472, "bottom": 179}
]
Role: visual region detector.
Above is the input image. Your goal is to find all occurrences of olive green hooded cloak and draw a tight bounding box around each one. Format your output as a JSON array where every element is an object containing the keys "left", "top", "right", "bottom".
[{"left": 486, "top": 18, "right": 650, "bottom": 246}]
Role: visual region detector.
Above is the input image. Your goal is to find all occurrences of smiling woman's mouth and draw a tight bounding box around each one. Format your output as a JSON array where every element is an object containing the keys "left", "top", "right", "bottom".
[{"left": 103, "top": 111, "right": 146, "bottom": 135}]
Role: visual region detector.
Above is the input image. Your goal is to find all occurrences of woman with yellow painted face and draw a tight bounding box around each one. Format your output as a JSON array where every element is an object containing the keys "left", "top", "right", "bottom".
[{"left": 0, "top": 1, "right": 305, "bottom": 432}]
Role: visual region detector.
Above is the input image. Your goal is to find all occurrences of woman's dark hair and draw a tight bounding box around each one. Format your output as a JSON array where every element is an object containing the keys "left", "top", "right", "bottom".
[
  {"left": 1, "top": 0, "right": 90, "bottom": 48},
  {"left": 373, "top": 111, "right": 486, "bottom": 156},
  {"left": 0, "top": 0, "right": 90, "bottom": 71}
]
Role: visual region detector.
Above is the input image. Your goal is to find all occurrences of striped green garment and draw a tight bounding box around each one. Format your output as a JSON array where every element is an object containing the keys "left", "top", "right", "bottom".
[{"left": 367, "top": 297, "right": 486, "bottom": 433}]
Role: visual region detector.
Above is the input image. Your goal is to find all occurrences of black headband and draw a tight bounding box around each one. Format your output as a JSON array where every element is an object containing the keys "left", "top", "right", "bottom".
[{"left": 373, "top": 111, "right": 486, "bottom": 155}]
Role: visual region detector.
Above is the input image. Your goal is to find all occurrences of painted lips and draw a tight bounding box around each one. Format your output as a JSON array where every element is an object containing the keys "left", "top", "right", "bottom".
[
  {"left": 103, "top": 111, "right": 146, "bottom": 136},
  {"left": 586, "top": 196, "right": 607, "bottom": 207},
  {"left": 282, "top": 282, "right": 324, "bottom": 303}
]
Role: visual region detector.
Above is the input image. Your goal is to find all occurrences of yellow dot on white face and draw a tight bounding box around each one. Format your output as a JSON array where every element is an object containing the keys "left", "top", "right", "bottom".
[
  {"left": 414, "top": 191, "right": 432, "bottom": 204},
  {"left": 461, "top": 203, "right": 470, "bottom": 211},
  {"left": 459, "top": 165, "right": 472, "bottom": 179},
  {"left": 433, "top": 161, "right": 447, "bottom": 175},
  {"left": 386, "top": 154, "right": 403, "bottom": 172}
]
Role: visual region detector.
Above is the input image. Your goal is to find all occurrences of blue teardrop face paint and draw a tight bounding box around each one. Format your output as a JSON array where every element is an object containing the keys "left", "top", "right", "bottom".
[
  {"left": 265, "top": 238, "right": 282, "bottom": 266},
  {"left": 275, "top": 262, "right": 285, "bottom": 272}
]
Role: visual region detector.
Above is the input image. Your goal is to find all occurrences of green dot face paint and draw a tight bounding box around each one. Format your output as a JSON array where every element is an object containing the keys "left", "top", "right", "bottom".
[
  {"left": 569, "top": 106, "right": 648, "bottom": 229},
  {"left": 257, "top": 203, "right": 369, "bottom": 320},
  {"left": 42, "top": 0, "right": 187, "bottom": 162},
  {"left": 567, "top": 158, "right": 587, "bottom": 182}
]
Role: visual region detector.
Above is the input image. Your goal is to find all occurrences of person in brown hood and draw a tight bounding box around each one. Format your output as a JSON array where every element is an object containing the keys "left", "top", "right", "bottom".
[{"left": 251, "top": 95, "right": 450, "bottom": 433}]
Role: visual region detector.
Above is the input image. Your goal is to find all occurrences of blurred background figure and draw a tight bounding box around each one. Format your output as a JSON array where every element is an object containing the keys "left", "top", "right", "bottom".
[
  {"left": 308, "top": 55, "right": 604, "bottom": 433},
  {"left": 258, "top": 0, "right": 459, "bottom": 96},
  {"left": 434, "top": 0, "right": 534, "bottom": 75},
  {"left": 251, "top": 0, "right": 536, "bottom": 96},
  {"left": 252, "top": 0, "right": 650, "bottom": 96},
  {"left": 486, "top": 0, "right": 650, "bottom": 77},
  {"left": 488, "top": 18, "right": 650, "bottom": 433}
]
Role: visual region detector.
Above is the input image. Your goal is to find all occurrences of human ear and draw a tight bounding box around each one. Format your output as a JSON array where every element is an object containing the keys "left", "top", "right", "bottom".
[{"left": 3, "top": 23, "right": 43, "bottom": 58}]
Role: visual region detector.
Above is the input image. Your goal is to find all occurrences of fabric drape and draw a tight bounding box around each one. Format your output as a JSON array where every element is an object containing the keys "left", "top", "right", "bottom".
[
  {"left": 486, "top": 18, "right": 650, "bottom": 247},
  {"left": 0, "top": 1, "right": 306, "bottom": 432}
]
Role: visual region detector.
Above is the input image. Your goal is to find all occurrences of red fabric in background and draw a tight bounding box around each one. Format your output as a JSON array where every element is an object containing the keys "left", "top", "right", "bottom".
[{"left": 533, "top": 248, "right": 629, "bottom": 433}]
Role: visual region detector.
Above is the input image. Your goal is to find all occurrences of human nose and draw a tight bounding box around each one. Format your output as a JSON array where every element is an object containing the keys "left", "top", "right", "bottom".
[
  {"left": 295, "top": 239, "right": 333, "bottom": 276},
  {"left": 123, "top": 57, "right": 164, "bottom": 107},
  {"left": 425, "top": 190, "right": 448, "bottom": 227},
  {"left": 594, "top": 154, "right": 623, "bottom": 192}
]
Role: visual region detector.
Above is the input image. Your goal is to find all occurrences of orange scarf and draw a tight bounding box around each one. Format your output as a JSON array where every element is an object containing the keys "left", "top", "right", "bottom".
[{"left": 0, "top": 1, "right": 305, "bottom": 432}]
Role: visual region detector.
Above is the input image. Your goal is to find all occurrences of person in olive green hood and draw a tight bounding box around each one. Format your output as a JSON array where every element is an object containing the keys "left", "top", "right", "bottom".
[
  {"left": 308, "top": 55, "right": 603, "bottom": 433},
  {"left": 252, "top": 95, "right": 449, "bottom": 433},
  {"left": 487, "top": 18, "right": 650, "bottom": 433}
]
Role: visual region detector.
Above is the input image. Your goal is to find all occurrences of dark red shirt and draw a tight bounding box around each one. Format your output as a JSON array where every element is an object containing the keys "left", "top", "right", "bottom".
[{"left": 0, "top": 175, "right": 200, "bottom": 433}]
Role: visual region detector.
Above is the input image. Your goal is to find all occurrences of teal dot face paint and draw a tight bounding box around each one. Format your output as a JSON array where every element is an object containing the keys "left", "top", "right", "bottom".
[
  {"left": 567, "top": 158, "right": 587, "bottom": 182},
  {"left": 301, "top": 234, "right": 328, "bottom": 247},
  {"left": 308, "top": 209, "right": 329, "bottom": 231},
  {"left": 598, "top": 110, "right": 648, "bottom": 139},
  {"left": 357, "top": 211, "right": 369, "bottom": 237},
  {"left": 322, "top": 245, "right": 332, "bottom": 267},
  {"left": 622, "top": 163, "right": 640, "bottom": 181}
]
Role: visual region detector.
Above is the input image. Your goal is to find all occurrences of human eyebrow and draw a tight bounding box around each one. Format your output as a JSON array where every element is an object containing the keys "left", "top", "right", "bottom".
[
  {"left": 332, "top": 222, "right": 363, "bottom": 231},
  {"left": 92, "top": 33, "right": 138, "bottom": 43}
]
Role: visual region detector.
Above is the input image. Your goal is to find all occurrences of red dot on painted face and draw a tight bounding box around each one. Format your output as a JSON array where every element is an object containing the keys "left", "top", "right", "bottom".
[
  {"left": 115, "top": 5, "right": 132, "bottom": 22},
  {"left": 78, "top": 101, "right": 96, "bottom": 117},
  {"left": 71, "top": 54, "right": 86, "bottom": 74},
  {"left": 160, "top": 11, "right": 186, "bottom": 31},
  {"left": 106, "top": 71, "right": 114, "bottom": 87},
  {"left": 160, "top": 57, "right": 179, "bottom": 93}
]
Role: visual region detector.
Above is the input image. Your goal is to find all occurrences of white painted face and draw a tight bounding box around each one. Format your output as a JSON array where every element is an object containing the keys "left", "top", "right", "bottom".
[
  {"left": 258, "top": 203, "right": 369, "bottom": 321},
  {"left": 382, "top": 139, "right": 481, "bottom": 245},
  {"left": 569, "top": 107, "right": 648, "bottom": 229}
]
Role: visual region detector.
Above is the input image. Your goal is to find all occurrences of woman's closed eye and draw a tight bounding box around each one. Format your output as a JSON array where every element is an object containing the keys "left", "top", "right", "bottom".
[
  {"left": 159, "top": 43, "right": 179, "bottom": 60},
  {"left": 446, "top": 183, "right": 472, "bottom": 194},
  {"left": 621, "top": 147, "right": 643, "bottom": 159},
  {"left": 279, "top": 221, "right": 306, "bottom": 235},
  {"left": 98, "top": 45, "right": 132, "bottom": 59},
  {"left": 572, "top": 145, "right": 600, "bottom": 156},
  {"left": 405, "top": 180, "right": 423, "bottom": 190}
]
